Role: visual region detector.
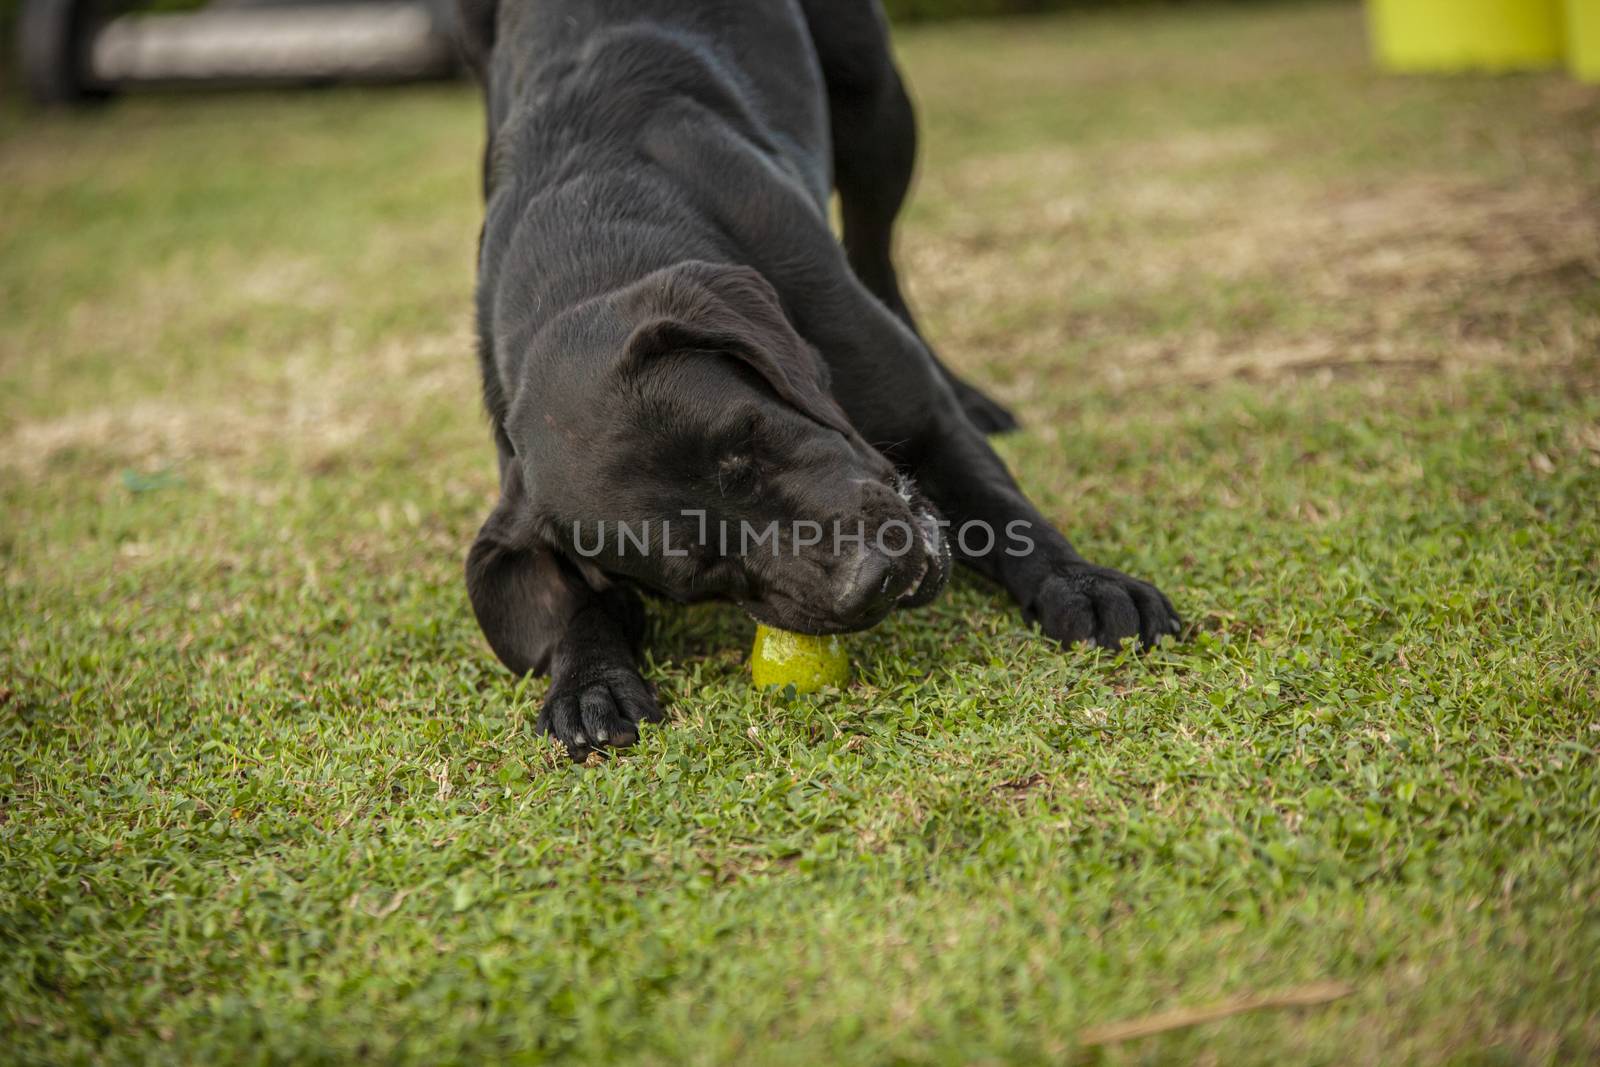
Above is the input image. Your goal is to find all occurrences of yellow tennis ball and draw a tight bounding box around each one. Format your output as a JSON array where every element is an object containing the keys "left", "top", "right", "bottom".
[{"left": 750, "top": 624, "right": 850, "bottom": 693}]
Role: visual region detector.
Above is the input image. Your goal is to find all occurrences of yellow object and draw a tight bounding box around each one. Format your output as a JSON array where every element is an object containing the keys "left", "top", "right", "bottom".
[
  {"left": 1368, "top": 0, "right": 1563, "bottom": 72},
  {"left": 1569, "top": 0, "right": 1600, "bottom": 82},
  {"left": 750, "top": 625, "right": 850, "bottom": 693}
]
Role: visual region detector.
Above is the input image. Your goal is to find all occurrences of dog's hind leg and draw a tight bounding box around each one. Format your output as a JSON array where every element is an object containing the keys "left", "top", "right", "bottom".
[
  {"left": 800, "top": 0, "right": 1018, "bottom": 435},
  {"left": 466, "top": 461, "right": 659, "bottom": 760}
]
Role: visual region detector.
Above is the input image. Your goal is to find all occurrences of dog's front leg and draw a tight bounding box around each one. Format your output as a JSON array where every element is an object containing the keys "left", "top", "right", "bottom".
[
  {"left": 909, "top": 422, "right": 1181, "bottom": 651},
  {"left": 781, "top": 263, "right": 1182, "bottom": 651},
  {"left": 536, "top": 585, "right": 660, "bottom": 759},
  {"left": 467, "top": 487, "right": 659, "bottom": 759}
]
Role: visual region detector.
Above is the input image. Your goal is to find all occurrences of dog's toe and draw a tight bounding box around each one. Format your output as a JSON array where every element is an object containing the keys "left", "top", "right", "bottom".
[{"left": 578, "top": 686, "right": 638, "bottom": 748}]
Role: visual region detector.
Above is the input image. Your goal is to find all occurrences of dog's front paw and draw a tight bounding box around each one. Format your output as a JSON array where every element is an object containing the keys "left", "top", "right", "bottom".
[
  {"left": 1026, "top": 563, "right": 1181, "bottom": 651},
  {"left": 537, "top": 662, "right": 662, "bottom": 760}
]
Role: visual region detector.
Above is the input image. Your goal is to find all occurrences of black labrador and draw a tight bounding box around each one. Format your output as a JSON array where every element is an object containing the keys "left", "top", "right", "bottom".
[{"left": 457, "top": 0, "right": 1180, "bottom": 758}]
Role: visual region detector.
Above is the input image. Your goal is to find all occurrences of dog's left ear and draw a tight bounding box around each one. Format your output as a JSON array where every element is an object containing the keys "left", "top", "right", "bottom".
[
  {"left": 624, "top": 262, "right": 857, "bottom": 438},
  {"left": 465, "top": 456, "right": 568, "bottom": 677}
]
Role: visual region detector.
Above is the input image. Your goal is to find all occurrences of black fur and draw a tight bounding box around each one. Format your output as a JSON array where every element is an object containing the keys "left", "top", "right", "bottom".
[{"left": 460, "top": 0, "right": 1179, "bottom": 759}]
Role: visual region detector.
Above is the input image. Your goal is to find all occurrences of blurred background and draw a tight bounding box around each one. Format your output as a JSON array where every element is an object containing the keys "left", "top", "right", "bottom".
[{"left": 6, "top": 1, "right": 1592, "bottom": 104}]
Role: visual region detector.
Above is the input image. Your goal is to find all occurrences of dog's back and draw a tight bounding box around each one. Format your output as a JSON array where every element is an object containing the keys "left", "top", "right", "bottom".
[
  {"left": 473, "top": 1, "right": 830, "bottom": 205},
  {"left": 468, "top": 0, "right": 835, "bottom": 382}
]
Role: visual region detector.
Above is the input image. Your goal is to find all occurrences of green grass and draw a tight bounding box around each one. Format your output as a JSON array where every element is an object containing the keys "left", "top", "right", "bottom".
[{"left": 3, "top": 2, "right": 1600, "bottom": 1063}]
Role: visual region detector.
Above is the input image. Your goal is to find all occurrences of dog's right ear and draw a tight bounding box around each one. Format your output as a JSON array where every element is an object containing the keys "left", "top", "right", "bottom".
[{"left": 465, "top": 459, "right": 574, "bottom": 677}]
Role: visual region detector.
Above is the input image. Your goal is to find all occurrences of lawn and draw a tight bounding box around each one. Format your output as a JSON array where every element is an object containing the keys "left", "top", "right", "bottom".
[{"left": 3, "top": 1, "right": 1599, "bottom": 1063}]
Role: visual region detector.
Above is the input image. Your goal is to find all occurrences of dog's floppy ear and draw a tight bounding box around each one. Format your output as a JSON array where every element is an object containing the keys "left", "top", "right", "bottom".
[
  {"left": 464, "top": 453, "right": 577, "bottom": 677},
  {"left": 465, "top": 441, "right": 647, "bottom": 677},
  {"left": 625, "top": 263, "right": 857, "bottom": 438}
]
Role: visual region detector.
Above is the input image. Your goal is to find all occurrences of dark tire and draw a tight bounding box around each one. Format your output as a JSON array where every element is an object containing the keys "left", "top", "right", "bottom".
[{"left": 19, "top": 0, "right": 102, "bottom": 105}]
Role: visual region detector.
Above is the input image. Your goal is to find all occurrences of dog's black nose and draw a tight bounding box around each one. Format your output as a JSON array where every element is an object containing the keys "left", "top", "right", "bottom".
[{"left": 832, "top": 548, "right": 902, "bottom": 623}]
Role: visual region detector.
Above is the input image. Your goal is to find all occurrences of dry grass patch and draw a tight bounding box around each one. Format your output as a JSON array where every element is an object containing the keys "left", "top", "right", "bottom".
[
  {"left": 908, "top": 168, "right": 1599, "bottom": 401},
  {"left": 2, "top": 326, "right": 475, "bottom": 483}
]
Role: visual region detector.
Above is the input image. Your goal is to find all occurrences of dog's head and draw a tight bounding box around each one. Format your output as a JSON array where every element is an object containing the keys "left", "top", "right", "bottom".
[{"left": 482, "top": 261, "right": 949, "bottom": 635}]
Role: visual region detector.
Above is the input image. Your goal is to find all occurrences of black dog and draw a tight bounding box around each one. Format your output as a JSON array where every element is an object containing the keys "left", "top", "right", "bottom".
[{"left": 457, "top": 0, "right": 1180, "bottom": 758}]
